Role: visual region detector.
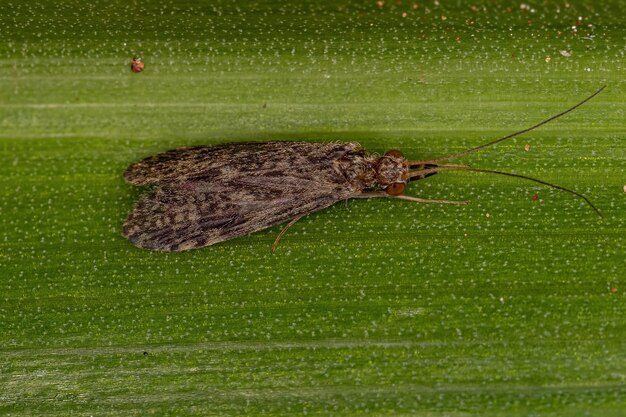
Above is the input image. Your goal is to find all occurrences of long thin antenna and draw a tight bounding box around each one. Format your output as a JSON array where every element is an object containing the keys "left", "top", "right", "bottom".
[
  {"left": 404, "top": 166, "right": 603, "bottom": 217},
  {"left": 408, "top": 86, "right": 606, "bottom": 165}
]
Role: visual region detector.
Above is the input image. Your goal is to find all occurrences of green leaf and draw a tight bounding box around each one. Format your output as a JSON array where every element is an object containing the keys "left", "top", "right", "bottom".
[{"left": 1, "top": 0, "right": 625, "bottom": 415}]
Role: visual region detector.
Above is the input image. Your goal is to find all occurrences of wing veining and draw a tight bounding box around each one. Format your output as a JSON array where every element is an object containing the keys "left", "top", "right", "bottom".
[
  {"left": 123, "top": 142, "right": 367, "bottom": 251},
  {"left": 124, "top": 141, "right": 364, "bottom": 185}
]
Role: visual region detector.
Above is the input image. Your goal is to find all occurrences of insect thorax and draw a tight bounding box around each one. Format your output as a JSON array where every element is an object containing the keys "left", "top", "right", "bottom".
[
  {"left": 375, "top": 155, "right": 407, "bottom": 187},
  {"left": 337, "top": 153, "right": 407, "bottom": 190}
]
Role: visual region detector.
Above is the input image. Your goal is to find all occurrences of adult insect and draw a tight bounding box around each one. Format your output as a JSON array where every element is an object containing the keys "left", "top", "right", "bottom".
[{"left": 123, "top": 87, "right": 605, "bottom": 252}]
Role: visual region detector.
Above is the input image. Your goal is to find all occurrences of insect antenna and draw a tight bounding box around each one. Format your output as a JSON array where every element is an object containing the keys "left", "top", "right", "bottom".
[
  {"left": 404, "top": 166, "right": 603, "bottom": 217},
  {"left": 408, "top": 86, "right": 606, "bottom": 165}
]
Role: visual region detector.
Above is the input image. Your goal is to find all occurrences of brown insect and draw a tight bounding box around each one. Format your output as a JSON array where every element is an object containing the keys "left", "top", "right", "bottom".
[
  {"left": 123, "top": 87, "right": 604, "bottom": 252},
  {"left": 130, "top": 56, "right": 144, "bottom": 73}
]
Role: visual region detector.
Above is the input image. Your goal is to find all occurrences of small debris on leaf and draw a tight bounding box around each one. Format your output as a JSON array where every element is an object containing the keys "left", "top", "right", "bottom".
[{"left": 130, "top": 57, "right": 145, "bottom": 73}]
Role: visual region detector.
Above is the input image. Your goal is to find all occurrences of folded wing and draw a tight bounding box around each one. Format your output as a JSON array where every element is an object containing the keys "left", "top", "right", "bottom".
[
  {"left": 123, "top": 141, "right": 368, "bottom": 251},
  {"left": 123, "top": 175, "right": 356, "bottom": 251},
  {"left": 124, "top": 141, "right": 362, "bottom": 185}
]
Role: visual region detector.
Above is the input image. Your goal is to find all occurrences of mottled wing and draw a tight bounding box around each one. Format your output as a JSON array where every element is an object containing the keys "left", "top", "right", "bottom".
[
  {"left": 123, "top": 175, "right": 356, "bottom": 251},
  {"left": 124, "top": 141, "right": 358, "bottom": 185},
  {"left": 123, "top": 141, "right": 366, "bottom": 251}
]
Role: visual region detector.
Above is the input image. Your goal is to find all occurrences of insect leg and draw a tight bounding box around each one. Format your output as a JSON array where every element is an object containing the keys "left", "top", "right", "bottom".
[
  {"left": 271, "top": 215, "right": 304, "bottom": 253},
  {"left": 356, "top": 192, "right": 467, "bottom": 204},
  {"left": 393, "top": 195, "right": 468, "bottom": 205}
]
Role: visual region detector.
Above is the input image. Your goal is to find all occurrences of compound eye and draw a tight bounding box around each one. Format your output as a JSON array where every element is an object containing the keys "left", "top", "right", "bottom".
[
  {"left": 385, "top": 182, "right": 405, "bottom": 196},
  {"left": 384, "top": 149, "right": 404, "bottom": 158}
]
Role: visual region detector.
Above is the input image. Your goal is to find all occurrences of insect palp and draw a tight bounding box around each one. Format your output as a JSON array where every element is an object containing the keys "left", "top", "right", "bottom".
[
  {"left": 357, "top": 191, "right": 467, "bottom": 205},
  {"left": 392, "top": 195, "right": 467, "bottom": 205},
  {"left": 402, "top": 162, "right": 470, "bottom": 184}
]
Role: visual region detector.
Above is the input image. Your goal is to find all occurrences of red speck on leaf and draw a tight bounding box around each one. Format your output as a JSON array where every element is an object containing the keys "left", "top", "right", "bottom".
[{"left": 130, "top": 57, "right": 145, "bottom": 73}]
